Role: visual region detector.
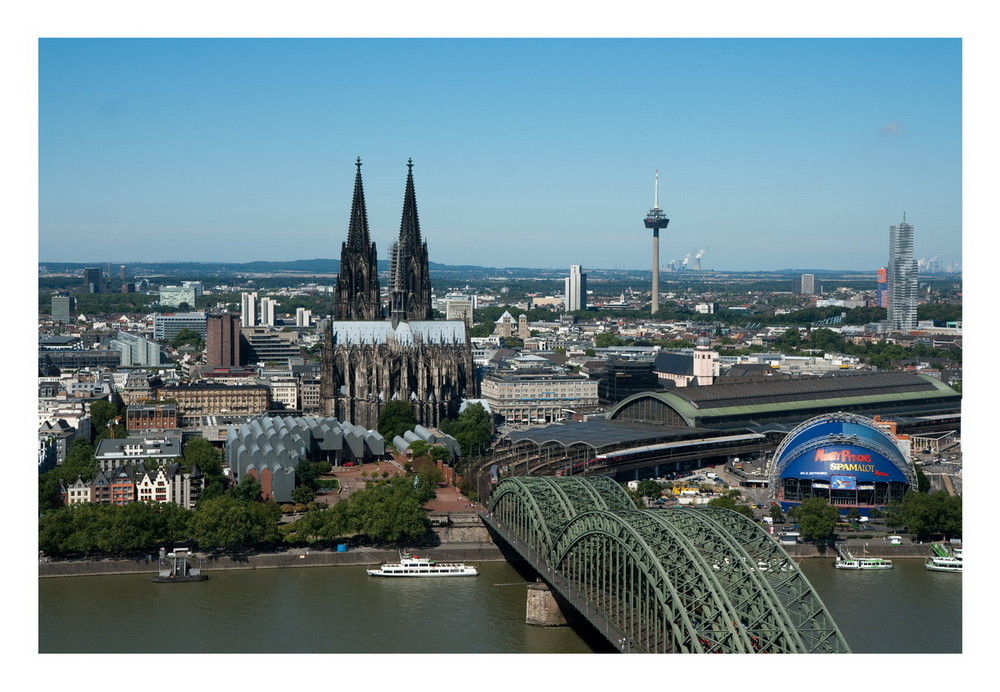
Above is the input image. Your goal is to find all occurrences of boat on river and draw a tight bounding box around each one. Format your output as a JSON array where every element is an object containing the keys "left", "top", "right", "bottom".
[
  {"left": 367, "top": 553, "right": 478, "bottom": 577},
  {"left": 835, "top": 553, "right": 893, "bottom": 570},
  {"left": 925, "top": 544, "right": 962, "bottom": 573},
  {"left": 925, "top": 555, "right": 963, "bottom": 573}
]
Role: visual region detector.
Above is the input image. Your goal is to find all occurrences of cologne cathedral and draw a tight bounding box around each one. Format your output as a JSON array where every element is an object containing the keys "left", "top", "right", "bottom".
[{"left": 320, "top": 158, "right": 474, "bottom": 430}]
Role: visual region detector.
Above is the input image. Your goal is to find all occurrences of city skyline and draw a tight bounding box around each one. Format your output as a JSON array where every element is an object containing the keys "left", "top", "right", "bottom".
[{"left": 38, "top": 38, "right": 962, "bottom": 272}]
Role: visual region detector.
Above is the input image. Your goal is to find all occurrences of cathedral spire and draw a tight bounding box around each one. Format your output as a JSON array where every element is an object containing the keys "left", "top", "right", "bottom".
[
  {"left": 334, "top": 158, "right": 381, "bottom": 320},
  {"left": 346, "top": 157, "right": 373, "bottom": 250},
  {"left": 388, "top": 159, "right": 433, "bottom": 321},
  {"left": 398, "top": 158, "right": 422, "bottom": 250}
]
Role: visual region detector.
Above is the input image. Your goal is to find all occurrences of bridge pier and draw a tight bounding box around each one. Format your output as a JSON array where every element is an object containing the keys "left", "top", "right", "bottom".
[{"left": 525, "top": 581, "right": 568, "bottom": 627}]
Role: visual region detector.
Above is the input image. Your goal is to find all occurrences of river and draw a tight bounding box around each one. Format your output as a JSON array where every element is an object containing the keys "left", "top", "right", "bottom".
[{"left": 38, "top": 557, "right": 960, "bottom": 654}]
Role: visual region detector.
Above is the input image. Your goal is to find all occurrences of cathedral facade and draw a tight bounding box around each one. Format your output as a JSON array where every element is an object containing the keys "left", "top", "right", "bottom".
[{"left": 320, "top": 159, "right": 474, "bottom": 430}]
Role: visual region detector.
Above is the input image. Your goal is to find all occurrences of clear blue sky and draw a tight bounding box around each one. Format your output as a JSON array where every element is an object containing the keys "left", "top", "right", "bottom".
[{"left": 38, "top": 37, "right": 961, "bottom": 272}]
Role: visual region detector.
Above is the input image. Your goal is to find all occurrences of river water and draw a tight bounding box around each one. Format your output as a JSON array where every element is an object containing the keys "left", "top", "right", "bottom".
[{"left": 38, "top": 557, "right": 960, "bottom": 654}]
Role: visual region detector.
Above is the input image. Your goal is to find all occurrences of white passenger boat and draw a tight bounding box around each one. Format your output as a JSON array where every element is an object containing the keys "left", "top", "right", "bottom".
[
  {"left": 835, "top": 553, "right": 893, "bottom": 570},
  {"left": 925, "top": 555, "right": 963, "bottom": 573},
  {"left": 366, "top": 553, "right": 479, "bottom": 577}
]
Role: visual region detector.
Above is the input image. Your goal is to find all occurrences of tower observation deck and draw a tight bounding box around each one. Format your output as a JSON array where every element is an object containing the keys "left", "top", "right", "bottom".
[{"left": 643, "top": 170, "right": 670, "bottom": 314}]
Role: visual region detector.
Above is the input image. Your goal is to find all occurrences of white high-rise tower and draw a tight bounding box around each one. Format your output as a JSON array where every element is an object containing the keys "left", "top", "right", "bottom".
[
  {"left": 564, "top": 264, "right": 587, "bottom": 312},
  {"left": 241, "top": 292, "right": 258, "bottom": 327},
  {"left": 642, "top": 170, "right": 670, "bottom": 315},
  {"left": 887, "top": 214, "right": 917, "bottom": 331}
]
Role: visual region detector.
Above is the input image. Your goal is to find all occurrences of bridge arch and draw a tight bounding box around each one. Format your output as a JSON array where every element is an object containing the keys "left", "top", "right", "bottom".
[{"left": 488, "top": 477, "right": 850, "bottom": 653}]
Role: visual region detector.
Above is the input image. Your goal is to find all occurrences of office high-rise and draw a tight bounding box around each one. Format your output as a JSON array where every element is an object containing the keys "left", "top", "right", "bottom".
[
  {"left": 564, "top": 265, "right": 587, "bottom": 312},
  {"left": 800, "top": 274, "right": 815, "bottom": 296},
  {"left": 206, "top": 314, "right": 243, "bottom": 368},
  {"left": 887, "top": 215, "right": 918, "bottom": 331}
]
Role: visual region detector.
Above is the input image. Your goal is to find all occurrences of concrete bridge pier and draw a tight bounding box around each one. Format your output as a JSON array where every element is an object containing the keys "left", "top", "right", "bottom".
[{"left": 525, "top": 580, "right": 568, "bottom": 627}]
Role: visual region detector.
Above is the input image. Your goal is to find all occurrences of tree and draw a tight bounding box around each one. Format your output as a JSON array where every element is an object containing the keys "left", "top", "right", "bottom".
[
  {"left": 636, "top": 480, "right": 663, "bottom": 499},
  {"left": 440, "top": 403, "right": 493, "bottom": 458},
  {"left": 189, "top": 495, "right": 280, "bottom": 551},
  {"left": 594, "top": 332, "right": 626, "bottom": 348},
  {"left": 794, "top": 497, "right": 840, "bottom": 543},
  {"left": 706, "top": 495, "right": 755, "bottom": 520},
  {"left": 230, "top": 474, "right": 262, "bottom": 503},
  {"left": 291, "top": 484, "right": 316, "bottom": 505},
  {"left": 898, "top": 491, "right": 962, "bottom": 540},
  {"left": 88, "top": 399, "right": 121, "bottom": 435},
  {"left": 377, "top": 401, "right": 417, "bottom": 443},
  {"left": 171, "top": 328, "right": 203, "bottom": 349},
  {"left": 768, "top": 504, "right": 785, "bottom": 524}
]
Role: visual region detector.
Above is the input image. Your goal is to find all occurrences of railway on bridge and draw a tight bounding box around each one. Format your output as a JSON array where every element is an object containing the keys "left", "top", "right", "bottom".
[{"left": 482, "top": 475, "right": 851, "bottom": 654}]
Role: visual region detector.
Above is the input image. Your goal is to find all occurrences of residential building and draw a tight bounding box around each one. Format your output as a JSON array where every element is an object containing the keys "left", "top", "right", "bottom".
[
  {"left": 260, "top": 297, "right": 277, "bottom": 327},
  {"left": 295, "top": 307, "right": 312, "bottom": 327},
  {"left": 94, "top": 435, "right": 184, "bottom": 472},
  {"left": 241, "top": 292, "right": 258, "bottom": 327},
  {"left": 800, "top": 274, "right": 815, "bottom": 296},
  {"left": 126, "top": 403, "right": 179, "bottom": 432}
]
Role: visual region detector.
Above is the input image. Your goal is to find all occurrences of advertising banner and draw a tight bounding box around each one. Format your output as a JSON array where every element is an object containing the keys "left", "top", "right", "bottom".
[{"left": 781, "top": 444, "right": 909, "bottom": 484}]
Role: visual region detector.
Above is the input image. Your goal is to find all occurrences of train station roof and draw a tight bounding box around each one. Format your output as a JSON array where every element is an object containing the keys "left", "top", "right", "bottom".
[{"left": 502, "top": 419, "right": 709, "bottom": 451}]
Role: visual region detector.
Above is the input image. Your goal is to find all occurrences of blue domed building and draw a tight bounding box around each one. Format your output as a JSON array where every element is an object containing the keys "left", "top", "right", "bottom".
[{"left": 768, "top": 412, "right": 916, "bottom": 516}]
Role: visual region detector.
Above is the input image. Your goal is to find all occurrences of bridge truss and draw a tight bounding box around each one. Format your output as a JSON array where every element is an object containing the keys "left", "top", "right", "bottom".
[{"left": 486, "top": 476, "right": 850, "bottom": 653}]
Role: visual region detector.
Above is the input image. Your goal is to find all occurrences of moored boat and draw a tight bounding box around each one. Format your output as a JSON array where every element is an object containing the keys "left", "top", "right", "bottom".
[
  {"left": 367, "top": 553, "right": 478, "bottom": 577},
  {"left": 835, "top": 554, "right": 893, "bottom": 570},
  {"left": 925, "top": 555, "right": 962, "bottom": 573}
]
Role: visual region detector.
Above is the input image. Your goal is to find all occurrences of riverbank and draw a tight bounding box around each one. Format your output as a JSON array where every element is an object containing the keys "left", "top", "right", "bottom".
[{"left": 39, "top": 542, "right": 507, "bottom": 578}]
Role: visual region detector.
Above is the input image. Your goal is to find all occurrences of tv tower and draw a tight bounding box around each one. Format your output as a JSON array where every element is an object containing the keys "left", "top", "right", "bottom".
[{"left": 642, "top": 170, "right": 670, "bottom": 314}]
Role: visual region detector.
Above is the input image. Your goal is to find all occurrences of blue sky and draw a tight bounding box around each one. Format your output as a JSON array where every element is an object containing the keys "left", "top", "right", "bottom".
[{"left": 38, "top": 37, "right": 961, "bottom": 271}]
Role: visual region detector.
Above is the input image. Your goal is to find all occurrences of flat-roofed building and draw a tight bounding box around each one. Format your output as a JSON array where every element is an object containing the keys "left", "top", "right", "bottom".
[
  {"left": 157, "top": 382, "right": 270, "bottom": 424},
  {"left": 481, "top": 362, "right": 599, "bottom": 428},
  {"left": 153, "top": 312, "right": 207, "bottom": 341}
]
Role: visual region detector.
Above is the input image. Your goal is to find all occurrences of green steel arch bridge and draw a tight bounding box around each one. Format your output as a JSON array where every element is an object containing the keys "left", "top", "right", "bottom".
[{"left": 484, "top": 475, "right": 851, "bottom": 654}]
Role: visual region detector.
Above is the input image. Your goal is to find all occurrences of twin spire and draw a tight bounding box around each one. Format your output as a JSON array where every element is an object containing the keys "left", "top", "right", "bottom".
[{"left": 335, "top": 158, "right": 432, "bottom": 324}]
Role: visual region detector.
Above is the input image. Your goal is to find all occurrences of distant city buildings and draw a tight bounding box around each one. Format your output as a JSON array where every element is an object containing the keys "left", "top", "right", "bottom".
[
  {"left": 159, "top": 285, "right": 197, "bottom": 307},
  {"left": 800, "top": 274, "right": 815, "bottom": 296},
  {"left": 564, "top": 264, "right": 587, "bottom": 312},
  {"left": 876, "top": 267, "right": 888, "bottom": 308},
  {"left": 51, "top": 295, "right": 75, "bottom": 323},
  {"left": 82, "top": 267, "right": 104, "bottom": 293},
  {"left": 887, "top": 214, "right": 918, "bottom": 331}
]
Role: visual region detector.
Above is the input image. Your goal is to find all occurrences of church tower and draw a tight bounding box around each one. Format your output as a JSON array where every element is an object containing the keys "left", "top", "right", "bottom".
[
  {"left": 334, "top": 158, "right": 381, "bottom": 320},
  {"left": 388, "top": 159, "right": 433, "bottom": 326}
]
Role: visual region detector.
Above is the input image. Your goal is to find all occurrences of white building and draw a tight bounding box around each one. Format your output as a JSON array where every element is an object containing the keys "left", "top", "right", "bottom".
[
  {"left": 564, "top": 264, "right": 587, "bottom": 312},
  {"left": 241, "top": 292, "right": 258, "bottom": 327},
  {"left": 887, "top": 215, "right": 918, "bottom": 331},
  {"left": 159, "top": 286, "right": 197, "bottom": 307},
  {"left": 260, "top": 297, "right": 277, "bottom": 327},
  {"left": 295, "top": 307, "right": 312, "bottom": 327}
]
